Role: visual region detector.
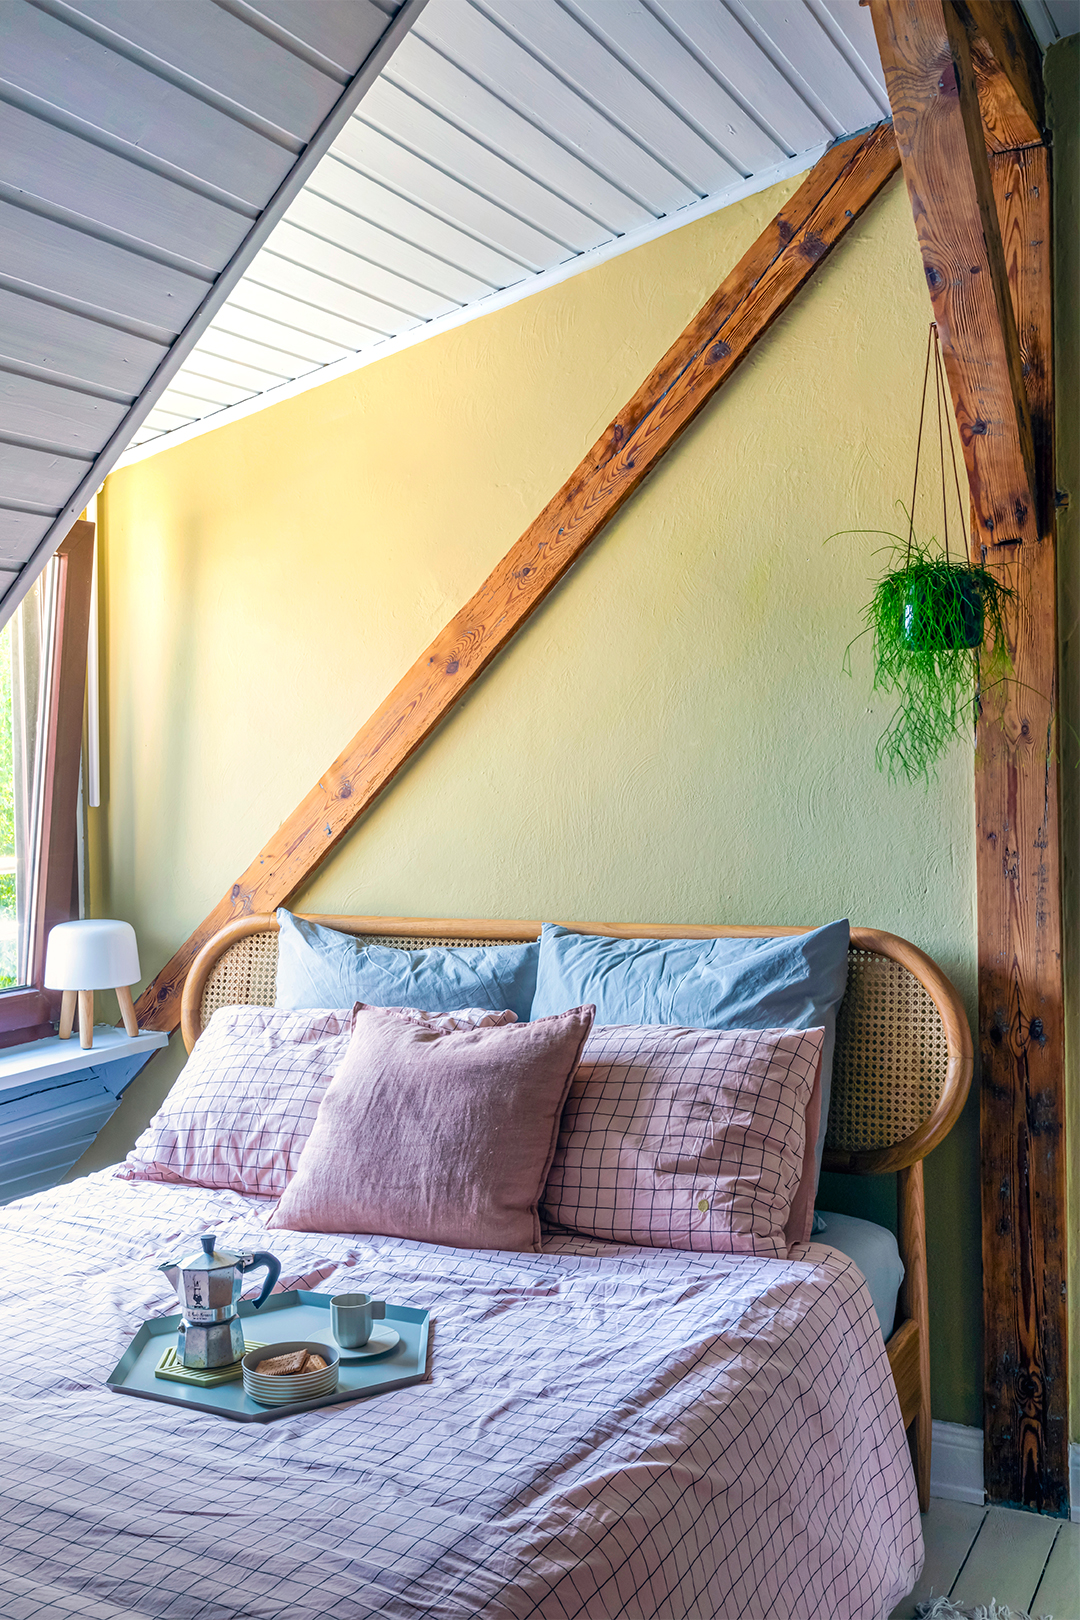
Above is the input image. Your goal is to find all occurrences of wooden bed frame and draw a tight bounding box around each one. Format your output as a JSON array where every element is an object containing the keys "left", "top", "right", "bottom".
[{"left": 180, "top": 914, "right": 974, "bottom": 1513}]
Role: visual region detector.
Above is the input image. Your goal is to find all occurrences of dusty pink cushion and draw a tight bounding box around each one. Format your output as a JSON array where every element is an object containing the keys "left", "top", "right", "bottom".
[
  {"left": 269, "top": 1002, "right": 595, "bottom": 1251},
  {"left": 541, "top": 1024, "right": 824, "bottom": 1257},
  {"left": 114, "top": 1006, "right": 358, "bottom": 1196}
]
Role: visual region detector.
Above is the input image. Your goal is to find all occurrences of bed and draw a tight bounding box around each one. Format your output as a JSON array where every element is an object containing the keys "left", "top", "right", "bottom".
[{"left": 0, "top": 913, "right": 973, "bottom": 1620}]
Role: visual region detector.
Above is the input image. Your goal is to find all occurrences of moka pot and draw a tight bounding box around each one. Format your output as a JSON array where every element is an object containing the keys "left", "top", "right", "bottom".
[{"left": 159, "top": 1234, "right": 281, "bottom": 1368}]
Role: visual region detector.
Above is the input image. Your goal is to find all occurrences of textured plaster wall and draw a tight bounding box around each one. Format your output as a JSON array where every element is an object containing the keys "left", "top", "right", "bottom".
[{"left": 79, "top": 167, "right": 988, "bottom": 1427}]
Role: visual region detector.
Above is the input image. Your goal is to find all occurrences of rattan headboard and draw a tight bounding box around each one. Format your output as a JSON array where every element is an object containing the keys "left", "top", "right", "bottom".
[{"left": 181, "top": 916, "right": 973, "bottom": 1177}]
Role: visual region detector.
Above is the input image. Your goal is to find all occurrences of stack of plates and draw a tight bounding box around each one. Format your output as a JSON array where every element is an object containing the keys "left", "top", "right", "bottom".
[{"left": 241, "top": 1341, "right": 339, "bottom": 1406}]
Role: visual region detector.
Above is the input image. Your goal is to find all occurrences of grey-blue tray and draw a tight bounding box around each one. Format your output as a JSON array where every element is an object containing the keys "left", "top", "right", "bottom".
[{"left": 106, "top": 1289, "right": 430, "bottom": 1422}]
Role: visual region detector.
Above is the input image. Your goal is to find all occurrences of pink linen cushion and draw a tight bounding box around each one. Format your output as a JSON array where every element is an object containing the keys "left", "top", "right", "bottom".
[
  {"left": 269, "top": 1002, "right": 595, "bottom": 1251},
  {"left": 114, "top": 1006, "right": 358, "bottom": 1196},
  {"left": 540, "top": 1023, "right": 824, "bottom": 1257}
]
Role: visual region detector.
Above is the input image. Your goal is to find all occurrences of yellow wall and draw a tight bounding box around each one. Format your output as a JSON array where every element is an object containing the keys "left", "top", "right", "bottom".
[{"left": 79, "top": 166, "right": 992, "bottom": 1426}]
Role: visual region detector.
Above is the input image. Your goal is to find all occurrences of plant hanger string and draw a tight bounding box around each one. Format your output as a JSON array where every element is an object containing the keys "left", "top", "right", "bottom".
[
  {"left": 905, "top": 322, "right": 968, "bottom": 568},
  {"left": 936, "top": 327, "right": 968, "bottom": 562}
]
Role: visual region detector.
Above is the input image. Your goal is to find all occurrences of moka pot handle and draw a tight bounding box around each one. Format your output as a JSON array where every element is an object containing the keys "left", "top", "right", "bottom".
[{"left": 239, "top": 1250, "right": 281, "bottom": 1310}]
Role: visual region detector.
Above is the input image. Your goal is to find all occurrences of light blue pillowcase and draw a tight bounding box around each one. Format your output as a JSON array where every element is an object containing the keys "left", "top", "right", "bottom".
[
  {"left": 274, "top": 909, "right": 540, "bottom": 1022},
  {"left": 529, "top": 919, "right": 851, "bottom": 1184}
]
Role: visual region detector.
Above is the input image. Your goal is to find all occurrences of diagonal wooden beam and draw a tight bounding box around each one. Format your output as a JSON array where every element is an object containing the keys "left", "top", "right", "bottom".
[
  {"left": 134, "top": 122, "right": 900, "bottom": 1034},
  {"left": 869, "top": 0, "right": 1041, "bottom": 546},
  {"left": 960, "top": 1, "right": 1045, "bottom": 151}
]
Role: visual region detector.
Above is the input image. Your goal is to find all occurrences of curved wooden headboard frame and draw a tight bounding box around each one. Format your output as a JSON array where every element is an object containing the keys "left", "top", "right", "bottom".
[{"left": 181, "top": 913, "right": 973, "bottom": 1178}]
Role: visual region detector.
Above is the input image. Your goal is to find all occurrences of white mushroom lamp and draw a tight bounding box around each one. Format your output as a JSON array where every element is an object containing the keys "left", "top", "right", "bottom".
[{"left": 44, "top": 919, "right": 141, "bottom": 1050}]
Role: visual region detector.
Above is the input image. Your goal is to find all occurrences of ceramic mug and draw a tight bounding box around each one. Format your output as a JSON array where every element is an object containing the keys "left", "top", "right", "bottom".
[{"left": 330, "top": 1292, "right": 386, "bottom": 1349}]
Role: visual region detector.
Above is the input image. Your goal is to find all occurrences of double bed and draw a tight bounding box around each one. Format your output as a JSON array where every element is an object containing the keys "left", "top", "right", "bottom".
[{"left": 0, "top": 913, "right": 973, "bottom": 1619}]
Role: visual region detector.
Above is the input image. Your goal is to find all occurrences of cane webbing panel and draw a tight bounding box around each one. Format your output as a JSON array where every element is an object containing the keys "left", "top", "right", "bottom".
[
  {"left": 199, "top": 933, "right": 951, "bottom": 1155},
  {"left": 199, "top": 931, "right": 515, "bottom": 1029},
  {"left": 826, "top": 948, "right": 950, "bottom": 1153},
  {"left": 199, "top": 931, "right": 279, "bottom": 1028}
]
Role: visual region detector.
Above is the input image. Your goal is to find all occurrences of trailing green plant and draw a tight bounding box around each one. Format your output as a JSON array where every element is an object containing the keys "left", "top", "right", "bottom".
[
  {"left": 832, "top": 320, "right": 1020, "bottom": 784},
  {"left": 856, "top": 531, "right": 1015, "bottom": 784}
]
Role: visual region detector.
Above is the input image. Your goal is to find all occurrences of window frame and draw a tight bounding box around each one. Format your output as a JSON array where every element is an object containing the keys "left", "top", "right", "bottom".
[{"left": 0, "top": 520, "right": 95, "bottom": 1049}]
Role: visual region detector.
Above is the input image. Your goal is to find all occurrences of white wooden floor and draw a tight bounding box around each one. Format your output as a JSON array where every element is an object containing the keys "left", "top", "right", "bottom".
[{"left": 890, "top": 1501, "right": 1080, "bottom": 1618}]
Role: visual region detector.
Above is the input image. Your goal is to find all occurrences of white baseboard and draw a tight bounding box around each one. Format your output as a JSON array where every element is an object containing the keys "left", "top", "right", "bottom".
[
  {"left": 931, "top": 1421, "right": 985, "bottom": 1505},
  {"left": 930, "top": 1427, "right": 1080, "bottom": 1521}
]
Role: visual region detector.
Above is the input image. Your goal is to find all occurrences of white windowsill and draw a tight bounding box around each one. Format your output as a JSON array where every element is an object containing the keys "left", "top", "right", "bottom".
[{"left": 0, "top": 1026, "right": 169, "bottom": 1097}]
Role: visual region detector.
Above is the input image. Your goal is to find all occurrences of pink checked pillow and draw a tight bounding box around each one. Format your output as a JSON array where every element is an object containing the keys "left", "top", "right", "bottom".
[
  {"left": 541, "top": 1024, "right": 824, "bottom": 1257},
  {"left": 269, "top": 1002, "right": 594, "bottom": 1251},
  {"left": 114, "top": 1006, "right": 359, "bottom": 1196},
  {"left": 396, "top": 1007, "right": 517, "bottom": 1033},
  {"left": 115, "top": 1004, "right": 518, "bottom": 1197}
]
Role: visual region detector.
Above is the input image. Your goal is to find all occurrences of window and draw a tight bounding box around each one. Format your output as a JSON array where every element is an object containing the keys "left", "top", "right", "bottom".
[{"left": 0, "top": 521, "right": 95, "bottom": 1044}]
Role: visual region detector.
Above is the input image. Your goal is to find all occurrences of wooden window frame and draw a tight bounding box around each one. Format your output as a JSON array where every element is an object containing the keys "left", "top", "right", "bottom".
[{"left": 0, "top": 520, "right": 95, "bottom": 1050}]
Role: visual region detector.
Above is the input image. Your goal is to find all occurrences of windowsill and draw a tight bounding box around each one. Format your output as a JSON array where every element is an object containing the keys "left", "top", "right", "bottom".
[{"left": 0, "top": 1026, "right": 169, "bottom": 1100}]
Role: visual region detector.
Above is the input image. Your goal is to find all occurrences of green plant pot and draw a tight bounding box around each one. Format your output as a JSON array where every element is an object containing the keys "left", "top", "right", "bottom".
[{"left": 902, "top": 568, "right": 984, "bottom": 651}]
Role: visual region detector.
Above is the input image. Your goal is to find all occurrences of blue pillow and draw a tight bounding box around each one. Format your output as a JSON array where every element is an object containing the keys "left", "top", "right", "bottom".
[
  {"left": 274, "top": 909, "right": 539, "bottom": 1023},
  {"left": 530, "top": 919, "right": 850, "bottom": 1184}
]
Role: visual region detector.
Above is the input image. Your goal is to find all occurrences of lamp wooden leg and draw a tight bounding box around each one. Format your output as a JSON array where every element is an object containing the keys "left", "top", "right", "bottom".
[
  {"left": 78, "top": 989, "right": 94, "bottom": 1050},
  {"left": 59, "top": 990, "right": 76, "bottom": 1040},
  {"left": 116, "top": 984, "right": 139, "bottom": 1037}
]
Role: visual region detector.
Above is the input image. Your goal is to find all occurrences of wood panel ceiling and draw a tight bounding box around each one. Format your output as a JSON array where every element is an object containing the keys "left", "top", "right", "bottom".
[
  {"left": 126, "top": 0, "right": 1075, "bottom": 459},
  {"left": 1, "top": 0, "right": 1073, "bottom": 625},
  {"left": 132, "top": 0, "right": 898, "bottom": 452},
  {"left": 0, "top": 0, "right": 425, "bottom": 623}
]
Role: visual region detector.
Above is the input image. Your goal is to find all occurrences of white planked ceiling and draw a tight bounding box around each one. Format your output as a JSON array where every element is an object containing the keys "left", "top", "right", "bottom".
[
  {"left": 0, "top": 0, "right": 424, "bottom": 622},
  {"left": 131, "top": 0, "right": 899, "bottom": 453},
  {"left": 3, "top": 0, "right": 1072, "bottom": 559},
  {"left": 1021, "top": 0, "right": 1079, "bottom": 46}
]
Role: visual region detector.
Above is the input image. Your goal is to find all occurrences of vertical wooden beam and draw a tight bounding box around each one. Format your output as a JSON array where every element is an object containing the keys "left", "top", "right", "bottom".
[
  {"left": 870, "top": 0, "right": 1040, "bottom": 544},
  {"left": 976, "top": 143, "right": 1069, "bottom": 1516},
  {"left": 961, "top": 1, "right": 1045, "bottom": 150}
]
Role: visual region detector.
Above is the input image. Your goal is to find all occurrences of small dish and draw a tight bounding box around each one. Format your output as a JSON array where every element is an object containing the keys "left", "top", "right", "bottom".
[
  {"left": 241, "top": 1341, "right": 339, "bottom": 1406},
  {"left": 336, "top": 1324, "right": 401, "bottom": 1361}
]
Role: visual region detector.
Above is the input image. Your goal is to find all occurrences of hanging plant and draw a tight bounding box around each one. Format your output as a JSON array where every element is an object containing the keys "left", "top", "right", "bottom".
[
  {"left": 835, "top": 323, "right": 1016, "bottom": 785},
  {"left": 863, "top": 533, "right": 1014, "bottom": 784}
]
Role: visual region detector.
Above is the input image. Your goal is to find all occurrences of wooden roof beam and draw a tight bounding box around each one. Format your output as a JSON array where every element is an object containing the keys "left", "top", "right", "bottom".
[
  {"left": 862, "top": 0, "right": 1046, "bottom": 150},
  {"left": 960, "top": 1, "right": 1045, "bottom": 151},
  {"left": 869, "top": 0, "right": 1041, "bottom": 546},
  {"left": 134, "top": 124, "right": 901, "bottom": 1034}
]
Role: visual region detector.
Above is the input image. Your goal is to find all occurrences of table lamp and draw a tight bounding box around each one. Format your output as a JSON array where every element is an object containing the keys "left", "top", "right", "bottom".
[{"left": 44, "top": 919, "right": 141, "bottom": 1049}]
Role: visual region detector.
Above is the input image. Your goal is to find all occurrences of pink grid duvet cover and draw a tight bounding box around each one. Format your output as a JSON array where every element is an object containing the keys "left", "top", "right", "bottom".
[{"left": 0, "top": 1171, "right": 921, "bottom": 1619}]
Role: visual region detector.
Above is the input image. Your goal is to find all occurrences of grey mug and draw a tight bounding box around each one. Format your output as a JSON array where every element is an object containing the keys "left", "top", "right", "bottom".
[{"left": 330, "top": 1292, "right": 386, "bottom": 1349}]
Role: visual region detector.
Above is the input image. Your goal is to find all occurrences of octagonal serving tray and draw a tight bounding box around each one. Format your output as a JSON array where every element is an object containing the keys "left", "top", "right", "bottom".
[{"left": 106, "top": 1289, "right": 430, "bottom": 1422}]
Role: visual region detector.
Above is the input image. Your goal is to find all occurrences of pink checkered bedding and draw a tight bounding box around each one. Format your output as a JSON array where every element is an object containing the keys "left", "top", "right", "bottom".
[{"left": 0, "top": 1170, "right": 921, "bottom": 1619}]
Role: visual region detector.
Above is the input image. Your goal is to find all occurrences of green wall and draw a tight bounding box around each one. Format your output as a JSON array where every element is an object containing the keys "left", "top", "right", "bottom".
[{"left": 78, "top": 164, "right": 994, "bottom": 1425}]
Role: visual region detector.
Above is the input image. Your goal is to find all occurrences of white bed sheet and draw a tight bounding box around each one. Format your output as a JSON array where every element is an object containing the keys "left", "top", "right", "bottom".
[{"left": 0, "top": 1171, "right": 921, "bottom": 1619}]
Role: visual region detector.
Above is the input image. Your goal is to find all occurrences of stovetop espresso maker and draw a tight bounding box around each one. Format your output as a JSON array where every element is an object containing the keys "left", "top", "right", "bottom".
[{"left": 159, "top": 1234, "right": 281, "bottom": 1368}]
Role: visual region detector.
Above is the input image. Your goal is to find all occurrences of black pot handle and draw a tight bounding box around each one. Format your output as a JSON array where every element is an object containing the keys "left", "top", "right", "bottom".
[{"left": 239, "top": 1250, "right": 281, "bottom": 1310}]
